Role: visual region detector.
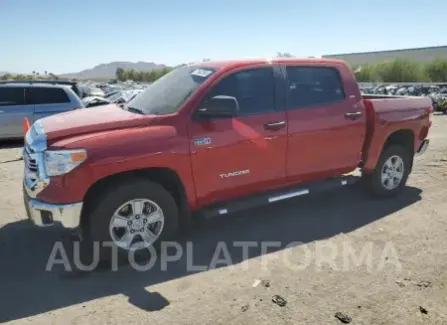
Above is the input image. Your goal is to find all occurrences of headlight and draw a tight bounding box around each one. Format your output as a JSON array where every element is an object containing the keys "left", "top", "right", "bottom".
[{"left": 44, "top": 149, "right": 87, "bottom": 176}]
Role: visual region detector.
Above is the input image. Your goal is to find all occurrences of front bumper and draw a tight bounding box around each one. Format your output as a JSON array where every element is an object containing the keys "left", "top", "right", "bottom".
[
  {"left": 23, "top": 120, "right": 83, "bottom": 229},
  {"left": 23, "top": 184, "right": 83, "bottom": 228},
  {"left": 416, "top": 139, "right": 429, "bottom": 155}
]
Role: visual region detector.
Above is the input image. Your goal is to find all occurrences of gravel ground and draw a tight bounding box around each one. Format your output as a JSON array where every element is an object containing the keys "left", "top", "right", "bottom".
[{"left": 0, "top": 116, "right": 446, "bottom": 325}]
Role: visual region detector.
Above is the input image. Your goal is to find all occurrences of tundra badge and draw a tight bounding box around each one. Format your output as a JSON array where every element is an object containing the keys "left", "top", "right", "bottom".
[{"left": 219, "top": 170, "right": 250, "bottom": 178}]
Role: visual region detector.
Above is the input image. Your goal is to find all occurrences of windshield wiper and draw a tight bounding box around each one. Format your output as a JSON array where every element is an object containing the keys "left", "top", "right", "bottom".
[
  {"left": 127, "top": 106, "right": 145, "bottom": 115},
  {"left": 118, "top": 103, "right": 145, "bottom": 115}
]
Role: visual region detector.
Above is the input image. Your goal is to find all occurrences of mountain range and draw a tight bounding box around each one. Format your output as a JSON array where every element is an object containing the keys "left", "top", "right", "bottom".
[{"left": 58, "top": 61, "right": 167, "bottom": 79}]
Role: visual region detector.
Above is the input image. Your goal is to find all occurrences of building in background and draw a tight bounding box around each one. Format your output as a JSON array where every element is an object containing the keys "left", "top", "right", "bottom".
[{"left": 323, "top": 45, "right": 447, "bottom": 66}]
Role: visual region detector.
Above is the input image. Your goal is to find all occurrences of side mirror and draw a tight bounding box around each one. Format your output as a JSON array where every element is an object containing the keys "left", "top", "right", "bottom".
[{"left": 197, "top": 95, "right": 239, "bottom": 118}]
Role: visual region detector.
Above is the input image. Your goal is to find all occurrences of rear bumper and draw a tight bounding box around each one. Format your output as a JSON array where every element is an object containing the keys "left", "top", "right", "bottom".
[
  {"left": 23, "top": 183, "right": 83, "bottom": 228},
  {"left": 416, "top": 139, "right": 429, "bottom": 155}
]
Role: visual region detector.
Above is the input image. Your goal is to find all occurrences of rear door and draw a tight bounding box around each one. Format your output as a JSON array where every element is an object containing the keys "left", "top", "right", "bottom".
[
  {"left": 0, "top": 86, "right": 34, "bottom": 138},
  {"left": 188, "top": 66, "right": 288, "bottom": 205},
  {"left": 284, "top": 65, "right": 366, "bottom": 182},
  {"left": 28, "top": 87, "right": 74, "bottom": 122}
]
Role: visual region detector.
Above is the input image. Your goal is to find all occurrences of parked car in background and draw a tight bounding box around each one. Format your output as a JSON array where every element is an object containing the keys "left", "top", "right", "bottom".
[
  {"left": 81, "top": 96, "right": 110, "bottom": 108},
  {"left": 0, "top": 79, "right": 86, "bottom": 99},
  {"left": 105, "top": 89, "right": 142, "bottom": 103},
  {"left": 0, "top": 83, "right": 84, "bottom": 139},
  {"left": 360, "top": 82, "right": 447, "bottom": 113},
  {"left": 82, "top": 89, "right": 143, "bottom": 108},
  {"left": 81, "top": 85, "right": 105, "bottom": 98},
  {"left": 103, "top": 86, "right": 123, "bottom": 96}
]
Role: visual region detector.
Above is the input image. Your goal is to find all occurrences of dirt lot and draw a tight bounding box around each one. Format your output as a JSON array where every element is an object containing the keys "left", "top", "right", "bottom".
[{"left": 1, "top": 116, "right": 446, "bottom": 325}]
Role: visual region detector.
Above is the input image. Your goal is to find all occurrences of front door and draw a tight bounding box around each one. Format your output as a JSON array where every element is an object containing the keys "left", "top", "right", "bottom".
[{"left": 188, "top": 66, "right": 288, "bottom": 206}]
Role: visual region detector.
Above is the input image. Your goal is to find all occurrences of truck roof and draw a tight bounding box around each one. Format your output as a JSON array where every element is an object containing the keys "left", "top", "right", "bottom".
[
  {"left": 0, "top": 79, "right": 77, "bottom": 85},
  {"left": 0, "top": 82, "right": 72, "bottom": 88},
  {"left": 194, "top": 57, "right": 347, "bottom": 70}
]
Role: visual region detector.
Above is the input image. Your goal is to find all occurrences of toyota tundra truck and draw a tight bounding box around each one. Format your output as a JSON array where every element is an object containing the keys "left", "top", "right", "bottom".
[{"left": 23, "top": 58, "right": 432, "bottom": 259}]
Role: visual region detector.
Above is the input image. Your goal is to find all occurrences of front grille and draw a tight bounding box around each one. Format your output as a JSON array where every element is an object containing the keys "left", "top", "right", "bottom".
[
  {"left": 23, "top": 120, "right": 48, "bottom": 196},
  {"left": 24, "top": 145, "right": 38, "bottom": 173}
]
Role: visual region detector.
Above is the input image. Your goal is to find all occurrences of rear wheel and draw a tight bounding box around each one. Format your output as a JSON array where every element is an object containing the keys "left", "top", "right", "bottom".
[
  {"left": 364, "top": 144, "right": 411, "bottom": 197},
  {"left": 81, "top": 179, "right": 179, "bottom": 265}
]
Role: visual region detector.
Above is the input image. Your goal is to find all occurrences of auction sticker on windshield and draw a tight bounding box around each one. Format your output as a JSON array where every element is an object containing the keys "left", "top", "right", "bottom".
[{"left": 191, "top": 69, "right": 213, "bottom": 77}]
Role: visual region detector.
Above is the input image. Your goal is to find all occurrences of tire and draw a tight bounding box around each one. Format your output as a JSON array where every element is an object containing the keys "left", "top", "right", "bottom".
[
  {"left": 364, "top": 144, "right": 411, "bottom": 198},
  {"left": 80, "top": 178, "right": 179, "bottom": 265}
]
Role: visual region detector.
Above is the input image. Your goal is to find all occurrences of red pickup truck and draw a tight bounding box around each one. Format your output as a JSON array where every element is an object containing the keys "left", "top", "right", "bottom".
[{"left": 23, "top": 58, "right": 431, "bottom": 259}]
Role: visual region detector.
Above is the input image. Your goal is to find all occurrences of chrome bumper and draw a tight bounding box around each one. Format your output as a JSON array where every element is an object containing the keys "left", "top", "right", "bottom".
[
  {"left": 416, "top": 139, "right": 429, "bottom": 155},
  {"left": 24, "top": 190, "right": 83, "bottom": 228},
  {"left": 23, "top": 120, "right": 82, "bottom": 229}
]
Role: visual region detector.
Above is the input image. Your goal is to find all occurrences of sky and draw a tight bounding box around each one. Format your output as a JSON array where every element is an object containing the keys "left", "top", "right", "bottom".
[{"left": 1, "top": 0, "right": 446, "bottom": 74}]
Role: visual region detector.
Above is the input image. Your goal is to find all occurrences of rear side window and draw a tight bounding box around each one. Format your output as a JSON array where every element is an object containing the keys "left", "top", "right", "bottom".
[
  {"left": 29, "top": 87, "right": 70, "bottom": 105},
  {"left": 285, "top": 66, "right": 345, "bottom": 109},
  {"left": 0, "top": 87, "right": 25, "bottom": 106}
]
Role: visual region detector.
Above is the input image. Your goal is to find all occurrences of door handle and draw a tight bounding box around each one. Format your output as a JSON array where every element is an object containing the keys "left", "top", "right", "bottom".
[
  {"left": 345, "top": 111, "right": 362, "bottom": 120},
  {"left": 264, "top": 121, "right": 286, "bottom": 131}
]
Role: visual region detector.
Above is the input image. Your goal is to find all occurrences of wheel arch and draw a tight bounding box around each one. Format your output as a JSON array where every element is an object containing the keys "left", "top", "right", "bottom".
[
  {"left": 363, "top": 128, "right": 415, "bottom": 173},
  {"left": 382, "top": 129, "right": 415, "bottom": 172},
  {"left": 80, "top": 167, "right": 190, "bottom": 229}
]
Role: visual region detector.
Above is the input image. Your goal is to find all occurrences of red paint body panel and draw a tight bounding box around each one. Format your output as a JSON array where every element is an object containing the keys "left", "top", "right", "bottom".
[
  {"left": 285, "top": 62, "right": 366, "bottom": 182},
  {"left": 35, "top": 58, "right": 431, "bottom": 212},
  {"left": 38, "top": 118, "right": 198, "bottom": 209},
  {"left": 41, "top": 104, "right": 151, "bottom": 142},
  {"left": 361, "top": 95, "right": 432, "bottom": 171},
  {"left": 189, "top": 111, "right": 288, "bottom": 205}
]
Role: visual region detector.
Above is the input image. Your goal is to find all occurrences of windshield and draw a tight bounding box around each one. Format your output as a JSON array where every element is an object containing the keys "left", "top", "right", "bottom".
[{"left": 127, "top": 66, "right": 217, "bottom": 115}]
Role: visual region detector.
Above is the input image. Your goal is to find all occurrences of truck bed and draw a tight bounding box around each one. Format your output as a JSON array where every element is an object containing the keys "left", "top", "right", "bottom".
[{"left": 362, "top": 94, "right": 433, "bottom": 114}]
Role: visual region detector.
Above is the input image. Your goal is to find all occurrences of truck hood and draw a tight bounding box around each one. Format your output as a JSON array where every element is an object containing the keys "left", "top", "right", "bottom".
[{"left": 40, "top": 104, "right": 151, "bottom": 141}]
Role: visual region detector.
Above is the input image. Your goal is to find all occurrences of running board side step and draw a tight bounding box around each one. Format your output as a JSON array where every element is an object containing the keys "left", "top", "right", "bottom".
[{"left": 201, "top": 175, "right": 359, "bottom": 218}]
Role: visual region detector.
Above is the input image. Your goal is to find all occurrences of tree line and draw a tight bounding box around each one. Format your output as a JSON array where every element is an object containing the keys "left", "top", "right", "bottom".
[
  {"left": 114, "top": 58, "right": 212, "bottom": 82},
  {"left": 115, "top": 66, "right": 174, "bottom": 82},
  {"left": 0, "top": 71, "right": 59, "bottom": 81},
  {"left": 354, "top": 59, "right": 447, "bottom": 83},
  {"left": 113, "top": 54, "right": 290, "bottom": 82},
  {"left": 3, "top": 56, "right": 447, "bottom": 83}
]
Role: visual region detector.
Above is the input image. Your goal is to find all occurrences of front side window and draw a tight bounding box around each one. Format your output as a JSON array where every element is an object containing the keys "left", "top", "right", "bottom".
[
  {"left": 205, "top": 67, "right": 275, "bottom": 116},
  {"left": 285, "top": 66, "right": 345, "bottom": 109},
  {"left": 29, "top": 87, "right": 70, "bottom": 104},
  {"left": 128, "top": 66, "right": 217, "bottom": 115},
  {"left": 0, "top": 87, "right": 25, "bottom": 106}
]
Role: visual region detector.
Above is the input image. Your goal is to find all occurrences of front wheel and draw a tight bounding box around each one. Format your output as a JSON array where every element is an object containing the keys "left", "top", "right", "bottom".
[
  {"left": 364, "top": 144, "right": 411, "bottom": 197},
  {"left": 83, "top": 179, "right": 179, "bottom": 264}
]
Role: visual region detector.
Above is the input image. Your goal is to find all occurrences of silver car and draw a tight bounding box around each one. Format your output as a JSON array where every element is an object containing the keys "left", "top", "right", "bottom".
[{"left": 0, "top": 83, "right": 84, "bottom": 139}]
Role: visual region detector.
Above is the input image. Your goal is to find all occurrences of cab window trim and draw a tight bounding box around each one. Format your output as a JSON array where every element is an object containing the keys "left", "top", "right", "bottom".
[
  {"left": 283, "top": 65, "right": 346, "bottom": 110},
  {"left": 195, "top": 65, "right": 282, "bottom": 119}
]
